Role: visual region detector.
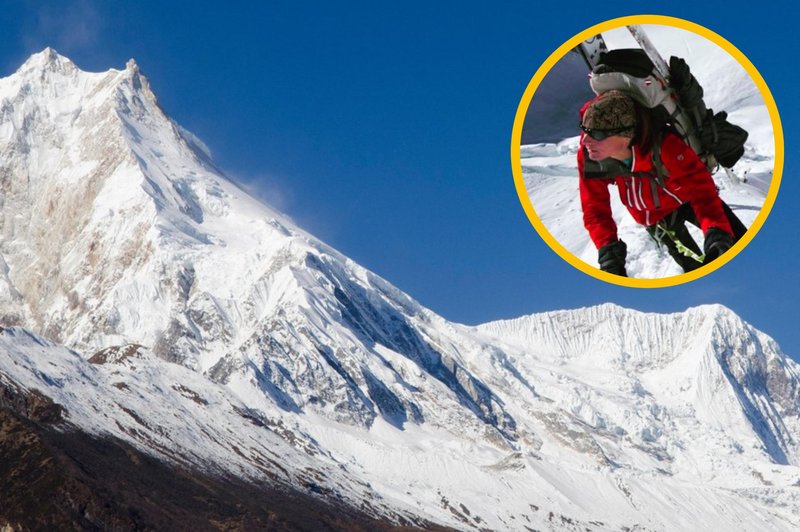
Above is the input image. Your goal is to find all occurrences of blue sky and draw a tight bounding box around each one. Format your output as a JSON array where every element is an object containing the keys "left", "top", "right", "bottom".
[{"left": 2, "top": 2, "right": 797, "bottom": 359}]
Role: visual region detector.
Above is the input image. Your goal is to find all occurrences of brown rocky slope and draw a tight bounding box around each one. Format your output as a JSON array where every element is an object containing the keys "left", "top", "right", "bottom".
[{"left": 0, "top": 379, "right": 440, "bottom": 531}]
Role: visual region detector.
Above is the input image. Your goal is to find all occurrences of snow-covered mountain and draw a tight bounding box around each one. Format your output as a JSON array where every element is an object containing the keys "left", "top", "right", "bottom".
[
  {"left": 521, "top": 25, "right": 775, "bottom": 277},
  {"left": 1, "top": 49, "right": 799, "bottom": 531}
]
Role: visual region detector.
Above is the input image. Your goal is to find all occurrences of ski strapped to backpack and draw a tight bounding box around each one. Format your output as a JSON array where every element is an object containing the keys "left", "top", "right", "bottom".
[
  {"left": 577, "top": 27, "right": 749, "bottom": 190},
  {"left": 575, "top": 34, "right": 608, "bottom": 71}
]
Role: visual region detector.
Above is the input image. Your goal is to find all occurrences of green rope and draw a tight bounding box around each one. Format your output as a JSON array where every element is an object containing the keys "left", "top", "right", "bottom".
[{"left": 652, "top": 222, "right": 705, "bottom": 264}]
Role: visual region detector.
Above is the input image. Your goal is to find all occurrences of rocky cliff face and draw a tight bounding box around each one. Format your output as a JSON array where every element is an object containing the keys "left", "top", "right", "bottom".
[{"left": 1, "top": 50, "right": 799, "bottom": 531}]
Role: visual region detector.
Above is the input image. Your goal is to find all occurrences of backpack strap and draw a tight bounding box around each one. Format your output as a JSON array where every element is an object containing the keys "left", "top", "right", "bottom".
[
  {"left": 647, "top": 129, "right": 669, "bottom": 209},
  {"left": 581, "top": 149, "right": 634, "bottom": 179}
]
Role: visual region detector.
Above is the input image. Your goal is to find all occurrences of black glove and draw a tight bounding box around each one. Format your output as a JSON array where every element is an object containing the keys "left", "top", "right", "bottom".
[
  {"left": 699, "top": 109, "right": 748, "bottom": 168},
  {"left": 668, "top": 56, "right": 703, "bottom": 108},
  {"left": 598, "top": 240, "right": 627, "bottom": 276},
  {"left": 703, "top": 227, "right": 734, "bottom": 264}
]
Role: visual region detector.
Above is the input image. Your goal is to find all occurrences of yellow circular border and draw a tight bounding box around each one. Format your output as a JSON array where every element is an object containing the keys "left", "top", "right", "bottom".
[{"left": 511, "top": 14, "right": 784, "bottom": 288}]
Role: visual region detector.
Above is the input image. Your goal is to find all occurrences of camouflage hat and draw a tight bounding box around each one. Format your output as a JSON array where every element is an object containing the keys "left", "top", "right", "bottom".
[{"left": 582, "top": 90, "right": 636, "bottom": 138}]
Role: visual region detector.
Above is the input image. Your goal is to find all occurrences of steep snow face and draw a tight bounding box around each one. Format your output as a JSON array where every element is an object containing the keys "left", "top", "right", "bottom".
[
  {"left": 0, "top": 47, "right": 225, "bottom": 342},
  {"left": 478, "top": 304, "right": 800, "bottom": 470},
  {"left": 0, "top": 48, "right": 514, "bottom": 445},
  {"left": 1, "top": 50, "right": 799, "bottom": 530}
]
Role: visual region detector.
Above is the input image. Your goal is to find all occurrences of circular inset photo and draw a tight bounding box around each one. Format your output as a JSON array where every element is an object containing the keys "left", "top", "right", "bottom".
[{"left": 511, "top": 15, "right": 782, "bottom": 287}]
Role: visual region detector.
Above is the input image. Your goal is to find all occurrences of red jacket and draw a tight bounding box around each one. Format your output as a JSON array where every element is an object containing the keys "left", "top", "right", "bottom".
[{"left": 578, "top": 131, "right": 734, "bottom": 249}]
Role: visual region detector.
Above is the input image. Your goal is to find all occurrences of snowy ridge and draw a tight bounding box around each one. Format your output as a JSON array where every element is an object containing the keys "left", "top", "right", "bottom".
[
  {"left": 1, "top": 49, "right": 799, "bottom": 530},
  {"left": 478, "top": 304, "right": 800, "bottom": 475},
  {"left": 479, "top": 303, "right": 725, "bottom": 369},
  {"left": 0, "top": 326, "right": 427, "bottom": 525}
]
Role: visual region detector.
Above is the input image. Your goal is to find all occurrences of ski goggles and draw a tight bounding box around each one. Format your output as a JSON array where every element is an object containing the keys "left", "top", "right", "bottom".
[{"left": 579, "top": 124, "right": 634, "bottom": 140}]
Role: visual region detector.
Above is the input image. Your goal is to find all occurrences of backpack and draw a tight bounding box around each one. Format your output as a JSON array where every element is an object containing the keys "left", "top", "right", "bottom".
[{"left": 587, "top": 48, "right": 748, "bottom": 183}]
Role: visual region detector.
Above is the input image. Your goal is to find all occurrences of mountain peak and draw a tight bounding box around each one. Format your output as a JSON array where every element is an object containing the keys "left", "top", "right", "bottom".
[
  {"left": 125, "top": 57, "right": 139, "bottom": 73},
  {"left": 7, "top": 49, "right": 148, "bottom": 93},
  {"left": 120, "top": 56, "right": 154, "bottom": 98},
  {"left": 17, "top": 47, "right": 77, "bottom": 75}
]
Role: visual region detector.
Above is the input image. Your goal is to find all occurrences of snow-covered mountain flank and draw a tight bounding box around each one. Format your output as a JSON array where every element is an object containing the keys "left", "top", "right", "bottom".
[{"left": 1, "top": 49, "right": 799, "bottom": 531}]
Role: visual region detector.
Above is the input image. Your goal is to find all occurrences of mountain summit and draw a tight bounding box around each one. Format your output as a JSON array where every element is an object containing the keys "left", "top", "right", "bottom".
[{"left": 1, "top": 50, "right": 799, "bottom": 531}]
